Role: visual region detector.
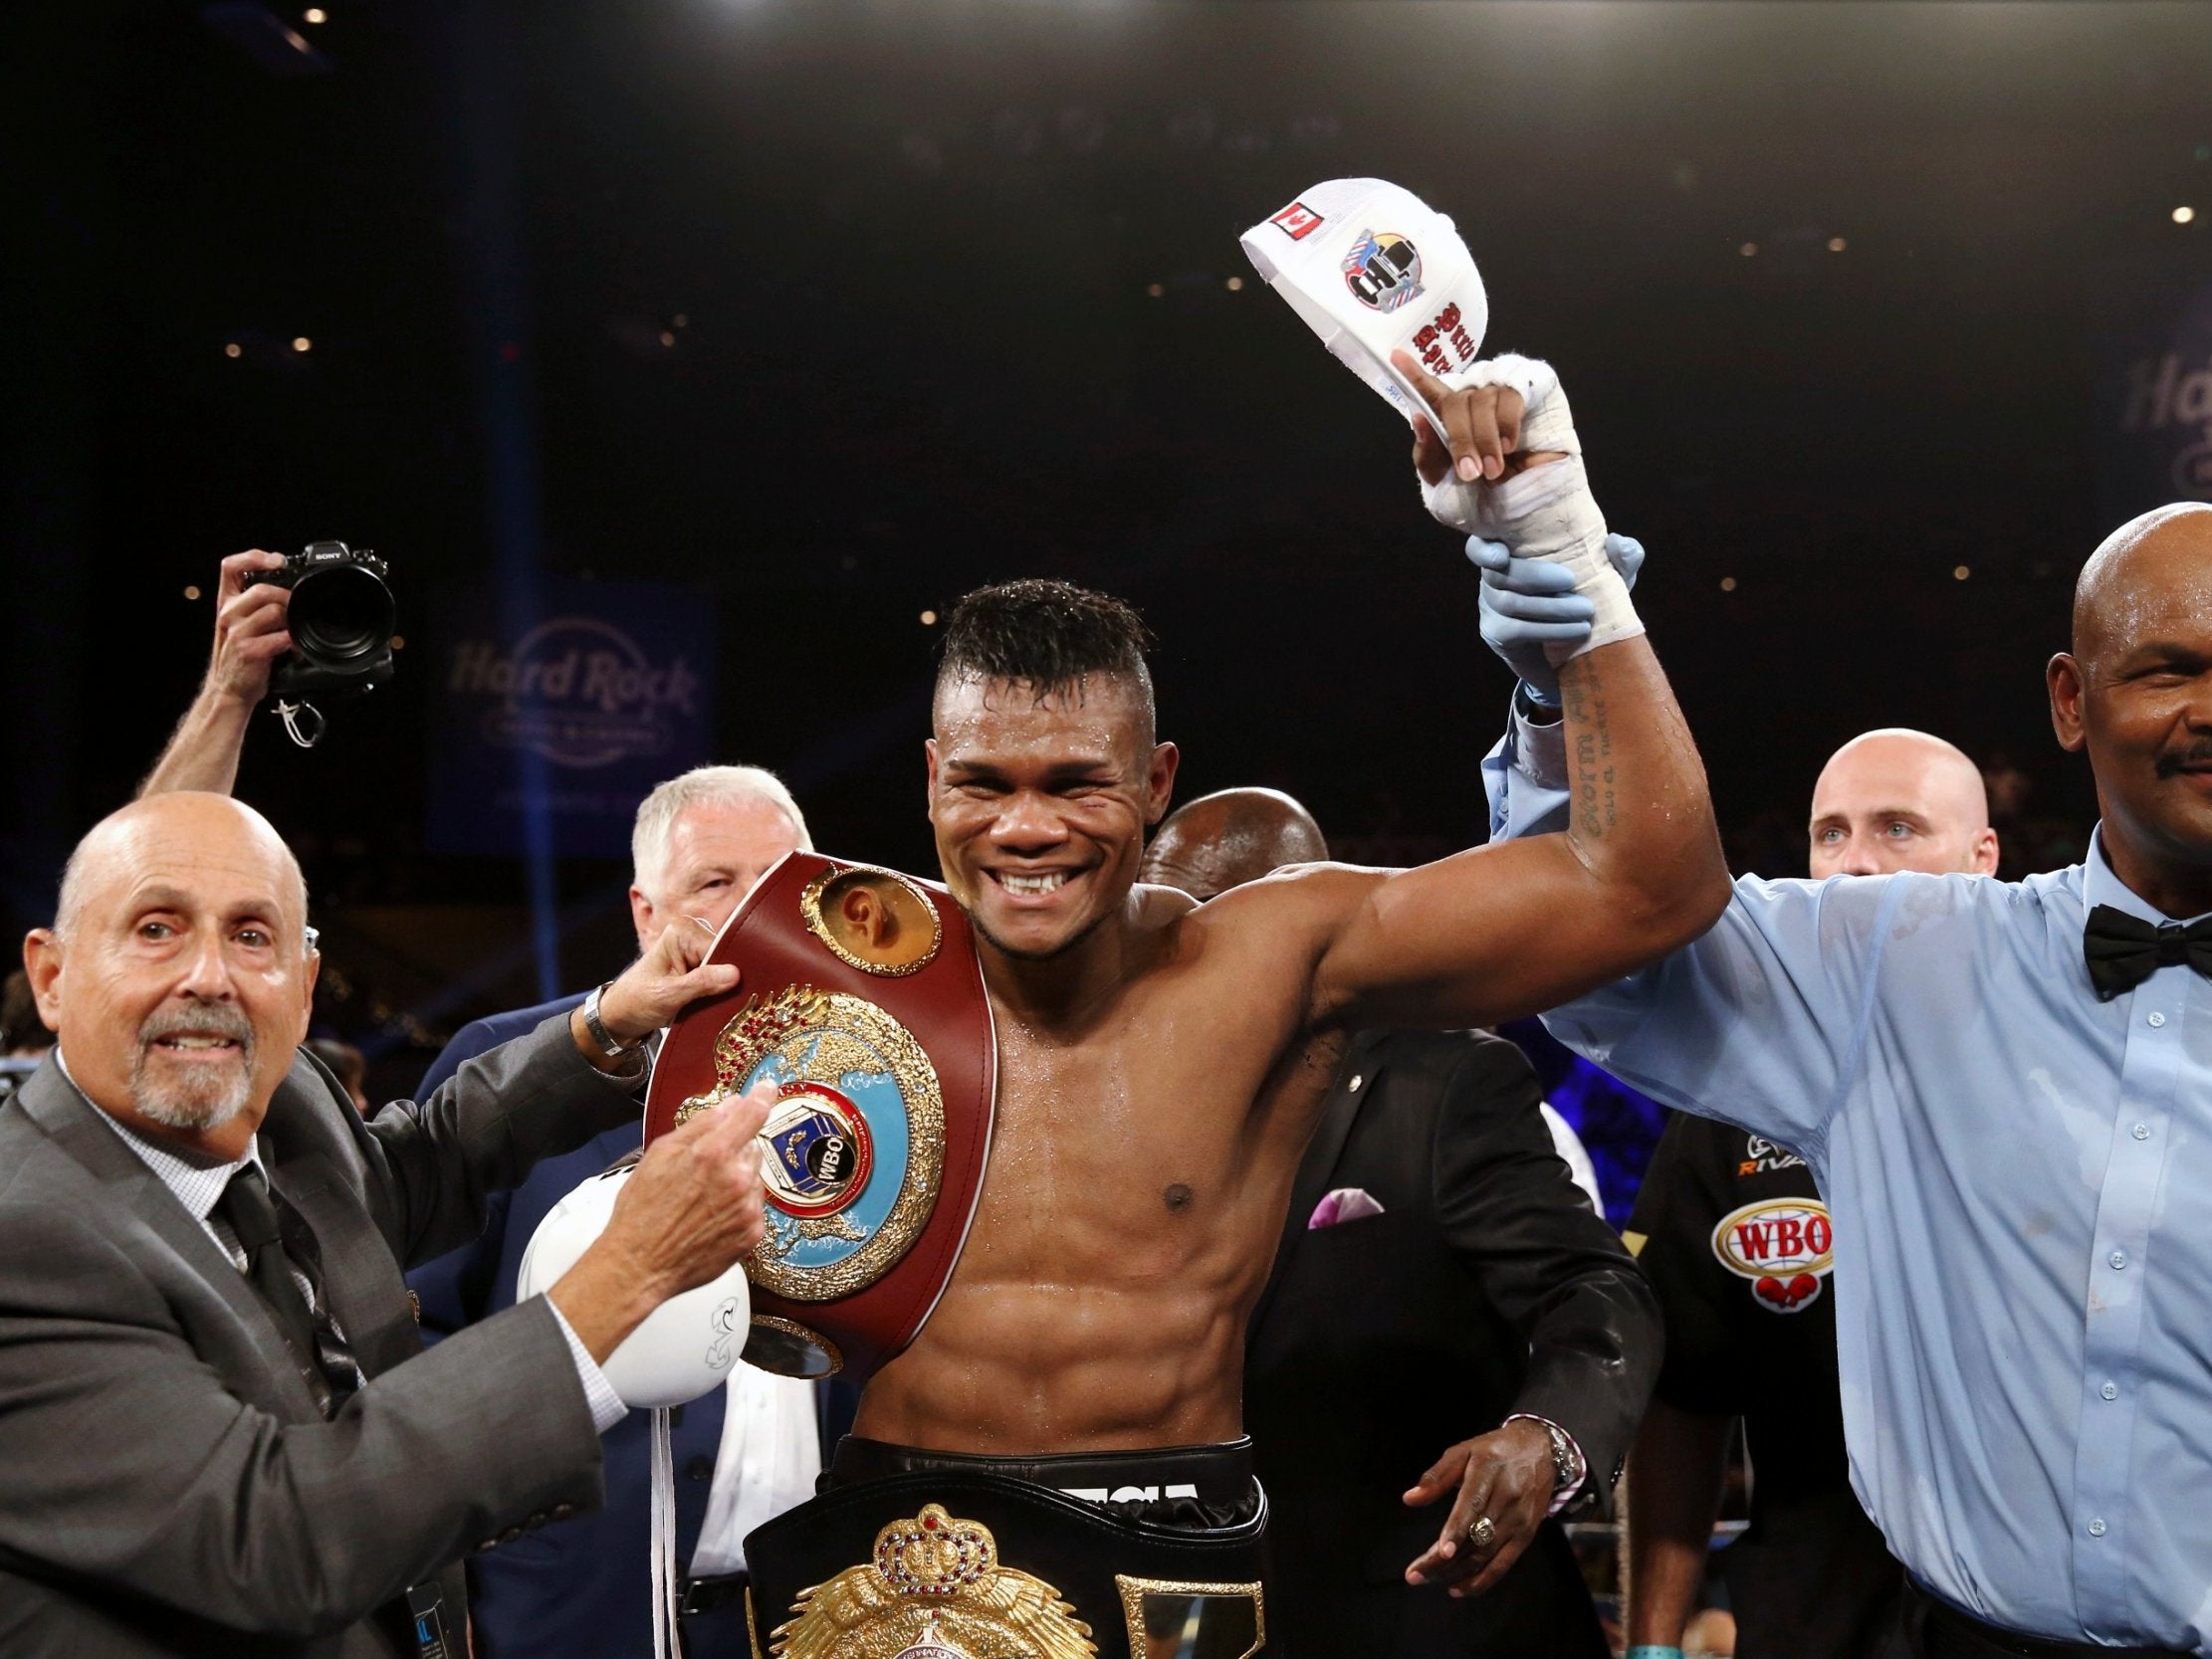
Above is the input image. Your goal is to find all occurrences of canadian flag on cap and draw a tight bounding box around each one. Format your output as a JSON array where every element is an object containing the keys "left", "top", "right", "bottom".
[{"left": 1240, "top": 178, "right": 1488, "bottom": 427}]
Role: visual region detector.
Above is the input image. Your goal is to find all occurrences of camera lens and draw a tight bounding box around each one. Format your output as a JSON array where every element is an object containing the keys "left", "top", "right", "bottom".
[{"left": 290, "top": 562, "right": 395, "bottom": 664}]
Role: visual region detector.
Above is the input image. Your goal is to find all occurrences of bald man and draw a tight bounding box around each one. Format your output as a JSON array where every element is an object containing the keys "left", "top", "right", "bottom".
[
  {"left": 1475, "top": 504, "right": 2212, "bottom": 1658},
  {"left": 1623, "top": 727, "right": 1998, "bottom": 1659},
  {"left": 0, "top": 793, "right": 774, "bottom": 1658},
  {"left": 1139, "top": 786, "right": 1329, "bottom": 900},
  {"left": 1142, "top": 790, "right": 1658, "bottom": 1654},
  {"left": 1807, "top": 729, "right": 2000, "bottom": 881}
]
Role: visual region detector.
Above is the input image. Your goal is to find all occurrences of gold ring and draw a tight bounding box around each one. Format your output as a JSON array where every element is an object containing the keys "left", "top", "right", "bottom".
[{"left": 1466, "top": 1515, "right": 1496, "bottom": 1551}]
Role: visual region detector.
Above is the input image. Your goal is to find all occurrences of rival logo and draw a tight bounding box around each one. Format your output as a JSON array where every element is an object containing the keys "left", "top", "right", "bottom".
[
  {"left": 1269, "top": 200, "right": 1325, "bottom": 241},
  {"left": 1711, "top": 1197, "right": 1835, "bottom": 1315},
  {"left": 1737, "top": 1134, "right": 1809, "bottom": 1177}
]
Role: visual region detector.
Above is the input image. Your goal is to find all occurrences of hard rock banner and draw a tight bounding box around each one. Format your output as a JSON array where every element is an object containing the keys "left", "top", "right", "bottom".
[
  {"left": 426, "top": 577, "right": 716, "bottom": 857},
  {"left": 2094, "top": 273, "right": 2212, "bottom": 523}
]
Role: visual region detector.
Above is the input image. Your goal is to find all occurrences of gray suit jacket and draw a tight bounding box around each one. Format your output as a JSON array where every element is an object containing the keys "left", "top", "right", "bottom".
[{"left": 0, "top": 1013, "right": 638, "bottom": 1657}]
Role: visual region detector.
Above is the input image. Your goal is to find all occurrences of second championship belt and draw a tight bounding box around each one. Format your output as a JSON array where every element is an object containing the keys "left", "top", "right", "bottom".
[{"left": 645, "top": 852, "right": 995, "bottom": 1381}]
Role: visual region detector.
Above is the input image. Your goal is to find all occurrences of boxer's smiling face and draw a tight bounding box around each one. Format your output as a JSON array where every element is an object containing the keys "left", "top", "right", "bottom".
[
  {"left": 928, "top": 672, "right": 1177, "bottom": 961},
  {"left": 2052, "top": 507, "right": 2212, "bottom": 910}
]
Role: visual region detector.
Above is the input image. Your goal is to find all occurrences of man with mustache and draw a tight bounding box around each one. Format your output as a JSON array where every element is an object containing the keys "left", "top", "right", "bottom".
[
  {"left": 139, "top": 548, "right": 832, "bottom": 1657},
  {"left": 0, "top": 791, "right": 774, "bottom": 1657},
  {"left": 1476, "top": 503, "right": 2212, "bottom": 1658}
]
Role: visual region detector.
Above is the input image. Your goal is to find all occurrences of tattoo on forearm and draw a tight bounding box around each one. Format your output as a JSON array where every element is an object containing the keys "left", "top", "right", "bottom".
[{"left": 1563, "top": 657, "right": 1619, "bottom": 839}]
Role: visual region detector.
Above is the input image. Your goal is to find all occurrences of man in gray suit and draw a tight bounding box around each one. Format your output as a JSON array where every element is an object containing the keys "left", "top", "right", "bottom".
[{"left": 0, "top": 791, "right": 774, "bottom": 1656}]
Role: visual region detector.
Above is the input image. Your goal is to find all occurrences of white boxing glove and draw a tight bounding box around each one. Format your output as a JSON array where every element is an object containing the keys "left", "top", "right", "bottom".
[
  {"left": 516, "top": 1166, "right": 750, "bottom": 1410},
  {"left": 1422, "top": 355, "right": 1642, "bottom": 663}
]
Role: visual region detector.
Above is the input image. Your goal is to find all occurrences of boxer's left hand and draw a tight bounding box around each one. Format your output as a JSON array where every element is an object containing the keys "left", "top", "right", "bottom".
[
  {"left": 1402, "top": 1418, "right": 1555, "bottom": 1596},
  {"left": 1393, "top": 350, "right": 1567, "bottom": 488}
]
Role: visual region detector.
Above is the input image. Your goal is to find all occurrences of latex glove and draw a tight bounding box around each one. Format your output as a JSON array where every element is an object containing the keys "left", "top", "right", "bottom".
[{"left": 1469, "top": 532, "right": 1647, "bottom": 707}]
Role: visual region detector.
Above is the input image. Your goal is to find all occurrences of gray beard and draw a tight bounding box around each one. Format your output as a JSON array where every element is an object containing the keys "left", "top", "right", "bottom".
[{"left": 130, "top": 1006, "right": 257, "bottom": 1132}]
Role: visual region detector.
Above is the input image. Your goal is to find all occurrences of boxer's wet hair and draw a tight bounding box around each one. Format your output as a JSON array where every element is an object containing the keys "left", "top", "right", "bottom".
[{"left": 937, "top": 579, "right": 1157, "bottom": 732}]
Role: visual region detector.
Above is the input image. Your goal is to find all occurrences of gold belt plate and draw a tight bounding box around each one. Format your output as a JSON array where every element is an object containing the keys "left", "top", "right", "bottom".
[{"left": 767, "top": 1504, "right": 1096, "bottom": 1659}]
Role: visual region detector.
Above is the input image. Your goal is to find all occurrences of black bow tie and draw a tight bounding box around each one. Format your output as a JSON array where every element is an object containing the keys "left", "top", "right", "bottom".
[{"left": 2083, "top": 904, "right": 2212, "bottom": 1001}]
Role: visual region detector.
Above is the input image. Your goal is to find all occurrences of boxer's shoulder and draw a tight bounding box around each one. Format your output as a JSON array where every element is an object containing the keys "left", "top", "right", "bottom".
[{"left": 1167, "top": 859, "right": 1379, "bottom": 937}]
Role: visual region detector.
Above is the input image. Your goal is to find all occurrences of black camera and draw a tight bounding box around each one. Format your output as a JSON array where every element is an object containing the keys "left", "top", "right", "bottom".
[{"left": 243, "top": 540, "right": 395, "bottom": 699}]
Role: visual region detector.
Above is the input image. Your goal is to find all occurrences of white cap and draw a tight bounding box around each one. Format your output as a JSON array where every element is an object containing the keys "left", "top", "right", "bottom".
[
  {"left": 516, "top": 1167, "right": 751, "bottom": 1410},
  {"left": 1240, "top": 178, "right": 1487, "bottom": 426}
]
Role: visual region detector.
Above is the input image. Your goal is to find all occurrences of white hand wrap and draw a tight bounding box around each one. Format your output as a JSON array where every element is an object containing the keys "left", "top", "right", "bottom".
[{"left": 1423, "top": 355, "right": 1642, "bottom": 662}]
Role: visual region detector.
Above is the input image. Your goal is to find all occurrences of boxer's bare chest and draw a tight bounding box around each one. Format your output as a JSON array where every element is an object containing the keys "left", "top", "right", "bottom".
[{"left": 856, "top": 921, "right": 1347, "bottom": 1450}]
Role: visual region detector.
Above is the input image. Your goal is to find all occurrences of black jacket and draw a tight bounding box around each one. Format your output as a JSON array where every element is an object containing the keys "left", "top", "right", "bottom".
[{"left": 1244, "top": 1028, "right": 1660, "bottom": 1658}]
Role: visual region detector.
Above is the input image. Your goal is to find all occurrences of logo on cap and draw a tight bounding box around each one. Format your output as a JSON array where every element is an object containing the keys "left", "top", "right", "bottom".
[
  {"left": 1269, "top": 201, "right": 1325, "bottom": 241},
  {"left": 1342, "top": 228, "right": 1424, "bottom": 311}
]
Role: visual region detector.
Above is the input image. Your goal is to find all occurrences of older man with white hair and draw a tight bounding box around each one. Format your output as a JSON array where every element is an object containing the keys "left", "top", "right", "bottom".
[{"left": 405, "top": 763, "right": 817, "bottom": 1659}]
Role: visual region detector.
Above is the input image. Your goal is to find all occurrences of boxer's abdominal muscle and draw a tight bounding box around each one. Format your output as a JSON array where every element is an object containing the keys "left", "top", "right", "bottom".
[{"left": 852, "top": 981, "right": 1342, "bottom": 1455}]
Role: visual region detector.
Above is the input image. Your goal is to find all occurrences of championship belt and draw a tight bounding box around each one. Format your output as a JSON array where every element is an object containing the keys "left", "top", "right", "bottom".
[
  {"left": 644, "top": 852, "right": 995, "bottom": 1381},
  {"left": 745, "top": 1475, "right": 1270, "bottom": 1659}
]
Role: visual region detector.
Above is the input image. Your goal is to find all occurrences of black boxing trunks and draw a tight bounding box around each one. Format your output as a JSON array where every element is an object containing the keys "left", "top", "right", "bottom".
[{"left": 744, "top": 1438, "right": 1271, "bottom": 1659}]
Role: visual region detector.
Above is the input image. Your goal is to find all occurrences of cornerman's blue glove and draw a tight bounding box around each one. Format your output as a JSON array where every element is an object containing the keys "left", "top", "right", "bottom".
[{"left": 1469, "top": 531, "right": 1646, "bottom": 707}]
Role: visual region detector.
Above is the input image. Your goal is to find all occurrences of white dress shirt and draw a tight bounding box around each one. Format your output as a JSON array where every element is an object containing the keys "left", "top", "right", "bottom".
[{"left": 686, "top": 1365, "right": 823, "bottom": 1575}]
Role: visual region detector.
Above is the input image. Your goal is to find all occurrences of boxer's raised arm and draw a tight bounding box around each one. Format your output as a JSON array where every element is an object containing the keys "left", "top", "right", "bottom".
[
  {"left": 1301, "top": 356, "right": 1727, "bottom": 1029},
  {"left": 1304, "top": 632, "right": 1725, "bottom": 1031}
]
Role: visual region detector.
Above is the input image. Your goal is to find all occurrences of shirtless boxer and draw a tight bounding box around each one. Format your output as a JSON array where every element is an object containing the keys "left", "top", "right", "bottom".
[{"left": 741, "top": 364, "right": 1728, "bottom": 1641}]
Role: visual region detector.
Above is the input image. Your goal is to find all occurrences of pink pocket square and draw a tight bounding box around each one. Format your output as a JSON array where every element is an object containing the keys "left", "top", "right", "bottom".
[{"left": 1308, "top": 1187, "right": 1386, "bottom": 1229}]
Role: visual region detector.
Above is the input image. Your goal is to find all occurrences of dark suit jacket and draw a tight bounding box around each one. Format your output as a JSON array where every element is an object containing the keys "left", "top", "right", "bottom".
[
  {"left": 1244, "top": 1029, "right": 1660, "bottom": 1659},
  {"left": 411, "top": 995, "right": 843, "bottom": 1659},
  {"left": 0, "top": 1014, "right": 639, "bottom": 1657}
]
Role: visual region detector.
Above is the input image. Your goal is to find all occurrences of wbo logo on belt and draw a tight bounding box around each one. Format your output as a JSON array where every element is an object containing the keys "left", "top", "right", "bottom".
[{"left": 646, "top": 854, "right": 997, "bottom": 1381}]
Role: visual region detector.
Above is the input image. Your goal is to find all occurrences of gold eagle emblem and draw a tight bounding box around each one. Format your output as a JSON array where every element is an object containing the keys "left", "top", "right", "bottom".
[{"left": 770, "top": 1504, "right": 1095, "bottom": 1659}]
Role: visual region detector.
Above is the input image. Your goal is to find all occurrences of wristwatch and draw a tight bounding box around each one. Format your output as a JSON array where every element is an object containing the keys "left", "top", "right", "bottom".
[
  {"left": 579, "top": 981, "right": 638, "bottom": 1060},
  {"left": 1541, "top": 1420, "right": 1581, "bottom": 1494}
]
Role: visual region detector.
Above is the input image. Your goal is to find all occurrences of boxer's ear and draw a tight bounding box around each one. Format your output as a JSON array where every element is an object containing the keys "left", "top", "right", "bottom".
[
  {"left": 2048, "top": 654, "right": 2088, "bottom": 753},
  {"left": 1145, "top": 741, "right": 1180, "bottom": 826}
]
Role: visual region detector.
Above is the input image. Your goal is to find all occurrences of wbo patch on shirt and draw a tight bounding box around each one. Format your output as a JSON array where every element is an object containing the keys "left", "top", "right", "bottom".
[
  {"left": 1711, "top": 1197, "right": 1835, "bottom": 1315},
  {"left": 1736, "top": 1134, "right": 1808, "bottom": 1178}
]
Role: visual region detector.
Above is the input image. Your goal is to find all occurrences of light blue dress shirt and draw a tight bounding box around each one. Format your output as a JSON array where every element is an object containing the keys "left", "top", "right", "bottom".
[{"left": 1489, "top": 708, "right": 2212, "bottom": 1651}]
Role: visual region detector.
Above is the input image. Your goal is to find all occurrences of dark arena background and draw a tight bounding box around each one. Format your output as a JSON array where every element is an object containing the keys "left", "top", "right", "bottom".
[{"left": 6, "top": 0, "right": 2210, "bottom": 1187}]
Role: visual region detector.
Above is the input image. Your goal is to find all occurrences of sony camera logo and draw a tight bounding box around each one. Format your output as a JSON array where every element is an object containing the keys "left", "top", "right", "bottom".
[{"left": 447, "top": 616, "right": 703, "bottom": 769}]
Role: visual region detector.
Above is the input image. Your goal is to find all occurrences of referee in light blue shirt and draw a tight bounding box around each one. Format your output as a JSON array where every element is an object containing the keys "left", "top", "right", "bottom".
[{"left": 1475, "top": 502, "right": 2212, "bottom": 1659}]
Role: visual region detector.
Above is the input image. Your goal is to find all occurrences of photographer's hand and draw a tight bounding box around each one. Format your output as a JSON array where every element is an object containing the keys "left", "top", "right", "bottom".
[{"left": 138, "top": 550, "right": 294, "bottom": 797}]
